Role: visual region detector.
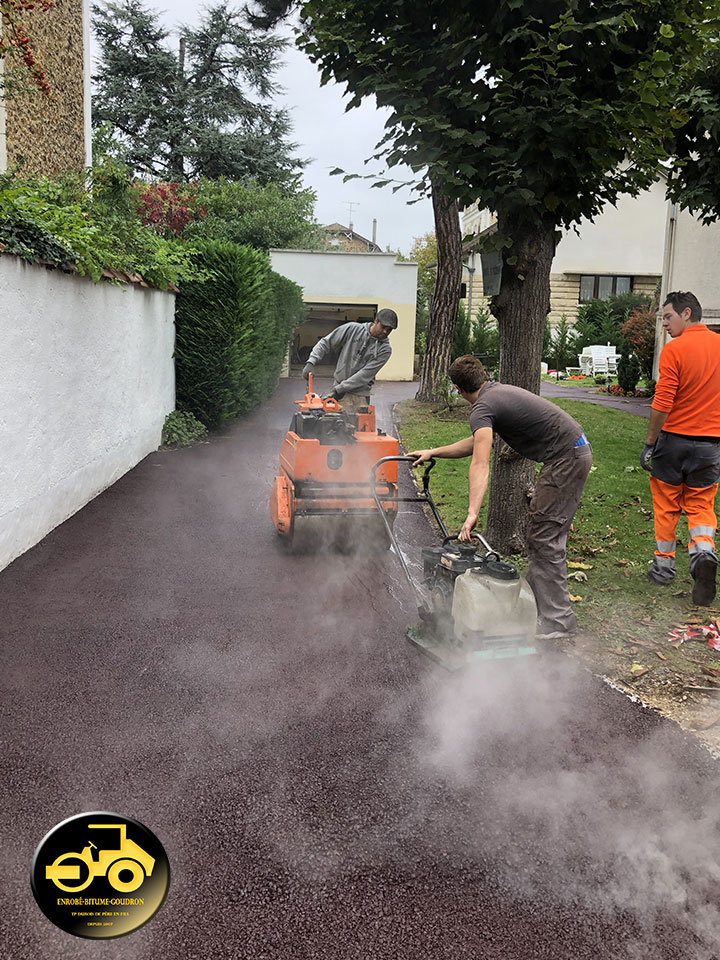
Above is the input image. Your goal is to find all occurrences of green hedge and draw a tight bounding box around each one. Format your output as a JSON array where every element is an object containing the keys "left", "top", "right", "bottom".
[{"left": 174, "top": 238, "right": 304, "bottom": 428}]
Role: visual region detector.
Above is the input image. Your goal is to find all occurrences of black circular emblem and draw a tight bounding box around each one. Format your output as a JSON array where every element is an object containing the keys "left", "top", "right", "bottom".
[{"left": 30, "top": 811, "right": 170, "bottom": 939}]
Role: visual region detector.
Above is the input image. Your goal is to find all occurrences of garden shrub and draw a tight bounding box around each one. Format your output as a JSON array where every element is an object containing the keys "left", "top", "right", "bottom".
[
  {"left": 452, "top": 302, "right": 471, "bottom": 359},
  {"left": 162, "top": 410, "right": 208, "bottom": 447},
  {"left": 617, "top": 350, "right": 641, "bottom": 394},
  {"left": 621, "top": 304, "right": 657, "bottom": 380},
  {"left": 546, "top": 314, "right": 582, "bottom": 369},
  {"left": 575, "top": 292, "right": 652, "bottom": 352},
  {"left": 182, "top": 179, "right": 321, "bottom": 251},
  {"left": 0, "top": 216, "right": 76, "bottom": 265},
  {"left": 469, "top": 310, "right": 499, "bottom": 367},
  {"left": 0, "top": 164, "right": 194, "bottom": 288},
  {"left": 174, "top": 238, "right": 303, "bottom": 428}
]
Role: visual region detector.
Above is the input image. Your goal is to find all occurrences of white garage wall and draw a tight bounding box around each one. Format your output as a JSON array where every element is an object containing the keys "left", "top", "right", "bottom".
[
  {"left": 270, "top": 250, "right": 418, "bottom": 381},
  {"left": 0, "top": 256, "right": 175, "bottom": 572}
]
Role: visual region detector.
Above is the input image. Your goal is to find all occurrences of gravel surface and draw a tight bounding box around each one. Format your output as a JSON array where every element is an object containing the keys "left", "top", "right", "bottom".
[{"left": 2, "top": 379, "right": 719, "bottom": 960}]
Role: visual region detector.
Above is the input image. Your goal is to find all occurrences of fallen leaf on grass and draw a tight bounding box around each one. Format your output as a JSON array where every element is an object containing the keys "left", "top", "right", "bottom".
[
  {"left": 629, "top": 646, "right": 638, "bottom": 655},
  {"left": 623, "top": 569, "right": 631, "bottom": 579},
  {"left": 656, "top": 651, "right": 667, "bottom": 660},
  {"left": 567, "top": 561, "right": 593, "bottom": 570},
  {"left": 616, "top": 559, "right": 631, "bottom": 567},
  {"left": 641, "top": 616, "right": 653, "bottom": 623},
  {"left": 569, "top": 594, "right": 583, "bottom": 602},
  {"left": 629, "top": 664, "right": 650, "bottom": 679},
  {"left": 613, "top": 646, "right": 624, "bottom": 654},
  {"left": 701, "top": 666, "right": 720, "bottom": 679}
]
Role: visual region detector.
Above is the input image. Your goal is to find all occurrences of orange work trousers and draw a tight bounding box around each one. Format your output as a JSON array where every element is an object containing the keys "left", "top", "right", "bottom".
[{"left": 649, "top": 476, "right": 718, "bottom": 582}]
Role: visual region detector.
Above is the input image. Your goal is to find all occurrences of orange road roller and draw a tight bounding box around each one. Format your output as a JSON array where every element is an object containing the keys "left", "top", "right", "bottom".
[{"left": 270, "top": 375, "right": 399, "bottom": 550}]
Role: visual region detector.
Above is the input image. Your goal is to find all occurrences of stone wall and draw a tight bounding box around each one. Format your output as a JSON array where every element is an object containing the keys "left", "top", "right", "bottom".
[{"left": 4, "top": 0, "right": 87, "bottom": 174}]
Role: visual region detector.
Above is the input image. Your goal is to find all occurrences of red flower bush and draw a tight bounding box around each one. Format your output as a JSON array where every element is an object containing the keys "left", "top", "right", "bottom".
[
  {"left": 137, "top": 182, "right": 207, "bottom": 237},
  {"left": 621, "top": 304, "right": 657, "bottom": 380}
]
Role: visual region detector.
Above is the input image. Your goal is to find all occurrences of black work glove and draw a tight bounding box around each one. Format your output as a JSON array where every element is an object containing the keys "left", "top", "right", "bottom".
[
  {"left": 302, "top": 362, "right": 314, "bottom": 383},
  {"left": 640, "top": 442, "right": 655, "bottom": 472},
  {"left": 324, "top": 386, "right": 345, "bottom": 401}
]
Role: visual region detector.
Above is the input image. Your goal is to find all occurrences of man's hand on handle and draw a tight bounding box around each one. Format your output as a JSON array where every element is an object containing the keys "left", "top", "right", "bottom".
[
  {"left": 459, "top": 514, "right": 478, "bottom": 542},
  {"left": 407, "top": 449, "right": 434, "bottom": 467},
  {"left": 302, "top": 362, "right": 314, "bottom": 384}
]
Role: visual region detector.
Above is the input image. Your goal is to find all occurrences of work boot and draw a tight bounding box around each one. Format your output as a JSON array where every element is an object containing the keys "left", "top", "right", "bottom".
[
  {"left": 692, "top": 554, "right": 718, "bottom": 606},
  {"left": 646, "top": 569, "right": 671, "bottom": 587},
  {"left": 535, "top": 618, "right": 577, "bottom": 642}
]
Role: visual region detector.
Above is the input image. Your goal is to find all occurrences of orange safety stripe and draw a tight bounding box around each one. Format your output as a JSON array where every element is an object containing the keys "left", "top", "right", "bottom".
[{"left": 684, "top": 484, "right": 718, "bottom": 553}]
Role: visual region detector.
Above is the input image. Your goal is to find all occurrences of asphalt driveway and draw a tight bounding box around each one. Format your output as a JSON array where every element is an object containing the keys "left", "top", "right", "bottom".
[{"left": 1, "top": 379, "right": 719, "bottom": 960}]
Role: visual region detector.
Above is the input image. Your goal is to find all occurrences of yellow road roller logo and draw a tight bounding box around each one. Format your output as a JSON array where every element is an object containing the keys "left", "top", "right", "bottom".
[
  {"left": 45, "top": 822, "right": 155, "bottom": 893},
  {"left": 31, "top": 812, "right": 170, "bottom": 939}
]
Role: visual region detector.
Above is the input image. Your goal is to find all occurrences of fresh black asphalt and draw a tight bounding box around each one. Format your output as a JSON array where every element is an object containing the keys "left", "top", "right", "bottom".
[{"left": 2, "top": 379, "right": 718, "bottom": 959}]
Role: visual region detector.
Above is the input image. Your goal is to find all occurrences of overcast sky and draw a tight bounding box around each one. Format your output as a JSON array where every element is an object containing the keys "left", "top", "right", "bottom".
[{"left": 92, "top": 1, "right": 434, "bottom": 255}]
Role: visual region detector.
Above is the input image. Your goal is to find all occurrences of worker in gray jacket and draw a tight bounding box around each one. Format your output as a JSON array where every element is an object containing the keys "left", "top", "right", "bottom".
[{"left": 302, "top": 309, "right": 397, "bottom": 412}]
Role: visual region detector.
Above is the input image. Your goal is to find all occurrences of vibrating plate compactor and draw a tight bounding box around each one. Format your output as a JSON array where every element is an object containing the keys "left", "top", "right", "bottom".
[
  {"left": 270, "top": 374, "right": 400, "bottom": 550},
  {"left": 370, "top": 456, "right": 538, "bottom": 669}
]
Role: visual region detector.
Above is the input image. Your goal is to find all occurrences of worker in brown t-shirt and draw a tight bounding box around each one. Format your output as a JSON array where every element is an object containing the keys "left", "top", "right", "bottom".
[
  {"left": 408, "top": 355, "right": 592, "bottom": 641},
  {"left": 641, "top": 291, "right": 720, "bottom": 605}
]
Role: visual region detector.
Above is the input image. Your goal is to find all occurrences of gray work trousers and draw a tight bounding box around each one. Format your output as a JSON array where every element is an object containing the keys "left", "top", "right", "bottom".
[
  {"left": 340, "top": 394, "right": 371, "bottom": 413},
  {"left": 525, "top": 444, "right": 593, "bottom": 632}
]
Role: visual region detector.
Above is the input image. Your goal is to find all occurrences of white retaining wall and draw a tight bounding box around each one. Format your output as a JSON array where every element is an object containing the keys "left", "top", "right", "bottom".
[{"left": 0, "top": 256, "right": 175, "bottom": 572}]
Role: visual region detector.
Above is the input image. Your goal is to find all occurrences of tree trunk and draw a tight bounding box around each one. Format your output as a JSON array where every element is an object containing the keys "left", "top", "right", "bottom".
[
  {"left": 485, "top": 214, "right": 556, "bottom": 555},
  {"left": 415, "top": 181, "right": 462, "bottom": 401}
]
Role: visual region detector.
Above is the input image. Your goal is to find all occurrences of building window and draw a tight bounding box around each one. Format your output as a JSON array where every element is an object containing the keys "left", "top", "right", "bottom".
[{"left": 579, "top": 275, "right": 633, "bottom": 302}]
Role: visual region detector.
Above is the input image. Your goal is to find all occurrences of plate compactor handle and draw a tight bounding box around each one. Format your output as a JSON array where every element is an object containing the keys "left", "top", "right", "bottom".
[
  {"left": 369, "top": 455, "right": 448, "bottom": 619},
  {"left": 442, "top": 533, "right": 500, "bottom": 562},
  {"left": 303, "top": 372, "right": 342, "bottom": 412}
]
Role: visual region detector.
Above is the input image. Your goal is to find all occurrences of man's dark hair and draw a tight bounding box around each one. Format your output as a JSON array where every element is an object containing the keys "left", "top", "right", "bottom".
[
  {"left": 449, "top": 355, "right": 488, "bottom": 393},
  {"left": 664, "top": 291, "right": 703, "bottom": 323},
  {"left": 376, "top": 308, "right": 398, "bottom": 329}
]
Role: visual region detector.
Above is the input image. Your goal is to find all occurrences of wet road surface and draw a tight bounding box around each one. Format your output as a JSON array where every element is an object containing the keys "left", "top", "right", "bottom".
[
  {"left": 540, "top": 380, "right": 653, "bottom": 418},
  {"left": 2, "top": 379, "right": 720, "bottom": 959}
]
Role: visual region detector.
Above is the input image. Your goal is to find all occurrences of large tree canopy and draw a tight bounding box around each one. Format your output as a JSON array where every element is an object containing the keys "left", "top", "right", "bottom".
[
  {"left": 667, "top": 46, "right": 720, "bottom": 221},
  {"left": 92, "top": 0, "right": 303, "bottom": 186},
  {"left": 252, "top": 0, "right": 719, "bottom": 550},
  {"left": 287, "top": 0, "right": 716, "bottom": 228}
]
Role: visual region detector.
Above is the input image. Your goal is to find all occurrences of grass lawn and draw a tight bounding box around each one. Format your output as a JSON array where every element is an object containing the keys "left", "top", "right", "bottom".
[{"left": 395, "top": 397, "right": 720, "bottom": 738}]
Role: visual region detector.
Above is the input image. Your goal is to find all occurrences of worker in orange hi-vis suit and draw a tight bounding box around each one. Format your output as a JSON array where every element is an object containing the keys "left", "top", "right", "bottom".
[{"left": 640, "top": 291, "right": 720, "bottom": 605}]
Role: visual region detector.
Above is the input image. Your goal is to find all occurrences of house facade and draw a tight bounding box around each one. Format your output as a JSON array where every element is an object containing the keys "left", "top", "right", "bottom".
[
  {"left": 461, "top": 178, "right": 666, "bottom": 326},
  {"left": 652, "top": 205, "right": 720, "bottom": 377},
  {"left": 322, "top": 221, "right": 382, "bottom": 253},
  {"left": 0, "top": 0, "right": 91, "bottom": 174}
]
